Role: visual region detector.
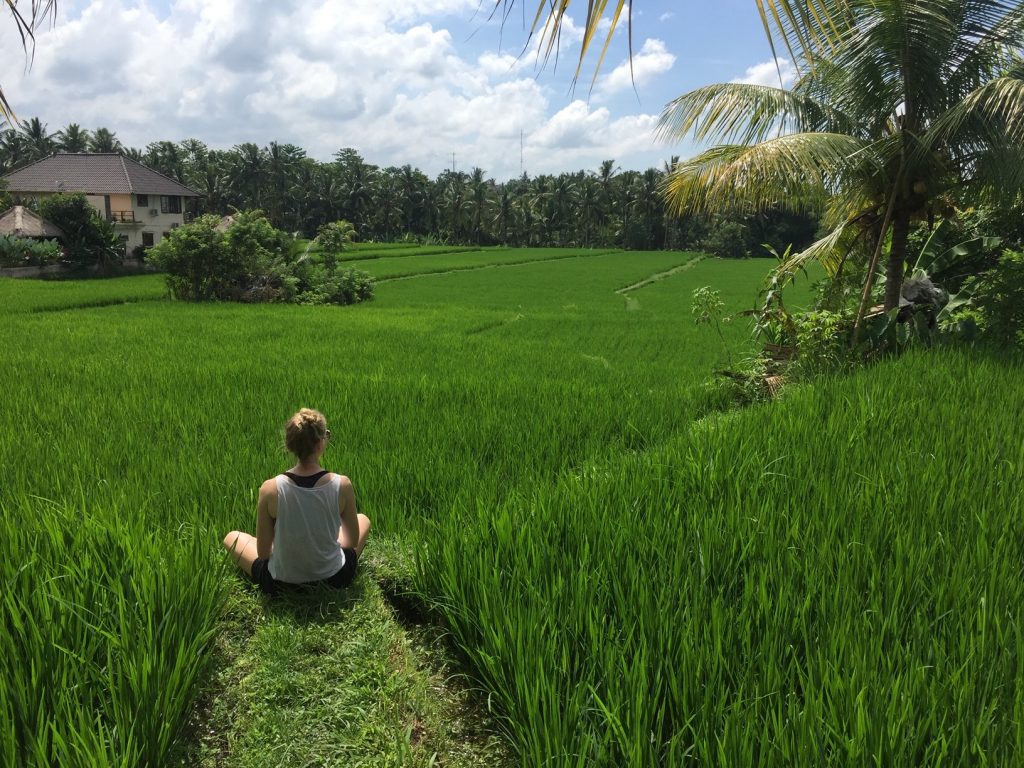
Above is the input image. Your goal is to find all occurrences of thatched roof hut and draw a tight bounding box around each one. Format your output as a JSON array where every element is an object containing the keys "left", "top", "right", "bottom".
[{"left": 0, "top": 206, "right": 63, "bottom": 239}]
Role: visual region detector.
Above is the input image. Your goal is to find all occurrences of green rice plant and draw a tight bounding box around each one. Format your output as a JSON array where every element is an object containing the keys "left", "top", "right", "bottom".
[
  {"left": 340, "top": 244, "right": 488, "bottom": 261},
  {"left": 0, "top": 275, "right": 166, "bottom": 315},
  {"left": 348, "top": 247, "right": 622, "bottom": 280},
  {"left": 2, "top": 252, "right": 1015, "bottom": 766},
  {"left": 413, "top": 348, "right": 1024, "bottom": 765},
  {"left": 0, "top": 497, "right": 224, "bottom": 766}
]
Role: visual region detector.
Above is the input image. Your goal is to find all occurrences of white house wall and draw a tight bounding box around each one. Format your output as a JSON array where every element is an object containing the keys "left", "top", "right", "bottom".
[{"left": 116, "top": 196, "right": 187, "bottom": 253}]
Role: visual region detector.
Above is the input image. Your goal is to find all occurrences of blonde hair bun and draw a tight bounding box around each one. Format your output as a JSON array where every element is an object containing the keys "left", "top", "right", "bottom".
[{"left": 284, "top": 408, "right": 327, "bottom": 460}]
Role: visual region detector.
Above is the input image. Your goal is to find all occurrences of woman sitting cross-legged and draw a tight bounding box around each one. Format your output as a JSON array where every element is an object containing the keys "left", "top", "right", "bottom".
[{"left": 223, "top": 408, "right": 371, "bottom": 595}]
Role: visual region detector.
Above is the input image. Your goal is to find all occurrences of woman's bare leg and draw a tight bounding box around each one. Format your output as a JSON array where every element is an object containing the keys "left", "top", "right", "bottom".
[
  {"left": 223, "top": 531, "right": 259, "bottom": 576},
  {"left": 338, "top": 514, "right": 371, "bottom": 558}
]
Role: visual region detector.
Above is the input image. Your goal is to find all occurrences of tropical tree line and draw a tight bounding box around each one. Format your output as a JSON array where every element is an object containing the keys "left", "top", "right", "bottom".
[{"left": 0, "top": 118, "right": 818, "bottom": 256}]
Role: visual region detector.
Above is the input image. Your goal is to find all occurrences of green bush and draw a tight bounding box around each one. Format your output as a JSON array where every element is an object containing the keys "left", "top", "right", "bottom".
[
  {"left": 0, "top": 235, "right": 61, "bottom": 268},
  {"left": 315, "top": 220, "right": 357, "bottom": 269},
  {"left": 703, "top": 220, "right": 753, "bottom": 259},
  {"left": 145, "top": 215, "right": 231, "bottom": 300},
  {"left": 147, "top": 211, "right": 373, "bottom": 306},
  {"left": 791, "top": 309, "right": 850, "bottom": 377},
  {"left": 974, "top": 249, "right": 1024, "bottom": 347},
  {"left": 38, "top": 193, "right": 122, "bottom": 267}
]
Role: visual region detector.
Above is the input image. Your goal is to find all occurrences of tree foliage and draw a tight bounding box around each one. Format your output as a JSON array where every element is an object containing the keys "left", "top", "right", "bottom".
[
  {"left": 37, "top": 192, "right": 121, "bottom": 267},
  {"left": 146, "top": 211, "right": 373, "bottom": 305},
  {"left": 658, "top": 0, "right": 1024, "bottom": 324}
]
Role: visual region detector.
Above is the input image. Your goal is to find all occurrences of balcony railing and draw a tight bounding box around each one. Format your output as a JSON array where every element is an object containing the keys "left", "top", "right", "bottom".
[{"left": 109, "top": 210, "right": 138, "bottom": 223}]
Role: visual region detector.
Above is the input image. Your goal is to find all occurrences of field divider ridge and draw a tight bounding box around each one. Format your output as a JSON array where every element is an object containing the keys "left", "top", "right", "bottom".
[
  {"left": 29, "top": 296, "right": 163, "bottom": 313},
  {"left": 341, "top": 245, "right": 491, "bottom": 262},
  {"left": 614, "top": 254, "right": 706, "bottom": 296},
  {"left": 374, "top": 250, "right": 621, "bottom": 283}
]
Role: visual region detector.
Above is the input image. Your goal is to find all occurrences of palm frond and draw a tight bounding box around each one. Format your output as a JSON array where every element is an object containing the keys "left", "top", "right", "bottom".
[
  {"left": 1, "top": 0, "right": 58, "bottom": 121},
  {"left": 922, "top": 74, "right": 1024, "bottom": 159},
  {"left": 777, "top": 218, "right": 864, "bottom": 276},
  {"left": 756, "top": 0, "right": 855, "bottom": 76},
  {"left": 661, "top": 132, "right": 869, "bottom": 216},
  {"left": 657, "top": 82, "right": 855, "bottom": 145},
  {"left": 943, "top": 2, "right": 1024, "bottom": 98},
  {"left": 493, "top": 0, "right": 632, "bottom": 89}
]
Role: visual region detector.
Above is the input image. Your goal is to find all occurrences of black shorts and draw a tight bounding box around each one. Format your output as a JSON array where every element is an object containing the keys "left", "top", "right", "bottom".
[{"left": 251, "top": 548, "right": 358, "bottom": 596}]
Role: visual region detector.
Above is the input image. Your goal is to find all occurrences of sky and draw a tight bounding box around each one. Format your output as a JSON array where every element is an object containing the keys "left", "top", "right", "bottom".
[{"left": 0, "top": 0, "right": 796, "bottom": 180}]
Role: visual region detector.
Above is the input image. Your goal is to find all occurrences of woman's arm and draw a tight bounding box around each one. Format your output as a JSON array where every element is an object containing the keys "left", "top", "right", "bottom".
[
  {"left": 256, "top": 478, "right": 277, "bottom": 560},
  {"left": 338, "top": 475, "right": 360, "bottom": 550}
]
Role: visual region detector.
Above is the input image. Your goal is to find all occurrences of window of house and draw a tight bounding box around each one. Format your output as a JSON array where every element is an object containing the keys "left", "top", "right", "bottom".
[
  {"left": 160, "top": 195, "right": 181, "bottom": 214},
  {"left": 137, "top": 194, "right": 149, "bottom": 207},
  {"left": 142, "top": 232, "right": 154, "bottom": 247}
]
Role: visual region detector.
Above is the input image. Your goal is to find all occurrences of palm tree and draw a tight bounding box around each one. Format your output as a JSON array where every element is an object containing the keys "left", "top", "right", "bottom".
[
  {"left": 0, "top": 127, "right": 25, "bottom": 172},
  {"left": 468, "top": 167, "right": 490, "bottom": 244},
  {"left": 372, "top": 167, "right": 402, "bottom": 241},
  {"left": 492, "top": 183, "right": 514, "bottom": 245},
  {"left": 18, "top": 117, "right": 54, "bottom": 161},
  {"left": 397, "top": 164, "right": 430, "bottom": 236},
  {"left": 577, "top": 175, "right": 601, "bottom": 247},
  {"left": 145, "top": 141, "right": 185, "bottom": 180},
  {"left": 88, "top": 128, "right": 123, "bottom": 153},
  {"left": 56, "top": 123, "right": 90, "bottom": 153},
  {"left": 231, "top": 143, "right": 268, "bottom": 210},
  {"left": 265, "top": 141, "right": 305, "bottom": 228},
  {"left": 659, "top": 0, "right": 1024, "bottom": 324}
]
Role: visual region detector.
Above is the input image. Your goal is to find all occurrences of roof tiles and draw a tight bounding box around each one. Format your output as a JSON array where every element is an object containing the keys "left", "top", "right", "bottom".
[{"left": 2, "top": 153, "right": 200, "bottom": 197}]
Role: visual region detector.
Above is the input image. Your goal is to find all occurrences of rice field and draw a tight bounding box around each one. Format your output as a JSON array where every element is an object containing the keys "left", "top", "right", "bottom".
[{"left": 1, "top": 246, "right": 1021, "bottom": 766}]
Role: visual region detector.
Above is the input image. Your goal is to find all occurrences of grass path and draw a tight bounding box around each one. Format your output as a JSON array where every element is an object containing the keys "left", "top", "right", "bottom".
[
  {"left": 615, "top": 254, "right": 706, "bottom": 295},
  {"left": 372, "top": 250, "right": 618, "bottom": 282},
  {"left": 173, "top": 541, "right": 510, "bottom": 767}
]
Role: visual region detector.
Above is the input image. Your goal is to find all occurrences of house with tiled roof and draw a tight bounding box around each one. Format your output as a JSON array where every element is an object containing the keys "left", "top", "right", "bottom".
[{"left": 2, "top": 153, "right": 200, "bottom": 252}]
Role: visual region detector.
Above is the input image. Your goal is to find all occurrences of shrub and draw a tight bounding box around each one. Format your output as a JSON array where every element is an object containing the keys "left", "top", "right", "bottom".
[
  {"left": 791, "top": 310, "right": 850, "bottom": 378},
  {"left": 315, "top": 220, "right": 357, "bottom": 268},
  {"left": 0, "top": 236, "right": 61, "bottom": 268},
  {"left": 145, "top": 215, "right": 230, "bottom": 300},
  {"left": 38, "top": 193, "right": 122, "bottom": 267},
  {"left": 703, "top": 220, "right": 752, "bottom": 258},
  {"left": 147, "top": 211, "right": 373, "bottom": 306},
  {"left": 973, "top": 249, "right": 1024, "bottom": 347},
  {"left": 224, "top": 210, "right": 292, "bottom": 278}
]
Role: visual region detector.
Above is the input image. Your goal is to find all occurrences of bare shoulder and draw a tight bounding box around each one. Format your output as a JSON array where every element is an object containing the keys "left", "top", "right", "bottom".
[
  {"left": 335, "top": 474, "right": 354, "bottom": 491},
  {"left": 258, "top": 477, "right": 279, "bottom": 497}
]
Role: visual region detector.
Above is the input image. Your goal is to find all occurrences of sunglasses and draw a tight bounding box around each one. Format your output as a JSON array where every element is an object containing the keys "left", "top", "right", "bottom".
[{"left": 324, "top": 429, "right": 332, "bottom": 441}]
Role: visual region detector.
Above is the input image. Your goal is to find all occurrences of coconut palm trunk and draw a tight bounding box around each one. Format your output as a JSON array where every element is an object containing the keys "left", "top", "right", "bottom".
[{"left": 885, "top": 210, "right": 912, "bottom": 311}]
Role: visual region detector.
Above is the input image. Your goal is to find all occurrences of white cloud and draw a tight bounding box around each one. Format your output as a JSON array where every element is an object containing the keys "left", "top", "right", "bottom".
[
  {"left": 0, "top": 0, "right": 665, "bottom": 178},
  {"left": 599, "top": 38, "right": 675, "bottom": 94},
  {"left": 526, "top": 100, "right": 659, "bottom": 173},
  {"left": 731, "top": 58, "right": 797, "bottom": 88}
]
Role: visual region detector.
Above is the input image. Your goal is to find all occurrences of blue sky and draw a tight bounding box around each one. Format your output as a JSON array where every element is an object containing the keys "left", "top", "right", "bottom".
[{"left": 0, "top": 0, "right": 792, "bottom": 179}]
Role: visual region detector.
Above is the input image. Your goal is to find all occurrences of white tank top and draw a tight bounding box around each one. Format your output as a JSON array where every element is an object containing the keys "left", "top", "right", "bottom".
[{"left": 268, "top": 474, "right": 346, "bottom": 583}]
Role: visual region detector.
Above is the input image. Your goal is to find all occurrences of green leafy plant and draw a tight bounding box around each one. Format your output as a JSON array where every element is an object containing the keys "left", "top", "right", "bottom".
[
  {"left": 0, "top": 235, "right": 61, "bottom": 267},
  {"left": 38, "top": 193, "right": 122, "bottom": 268},
  {"left": 691, "top": 286, "right": 733, "bottom": 366},
  {"left": 148, "top": 212, "right": 373, "bottom": 305},
  {"left": 315, "top": 220, "right": 357, "bottom": 269},
  {"left": 972, "top": 249, "right": 1024, "bottom": 347}
]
